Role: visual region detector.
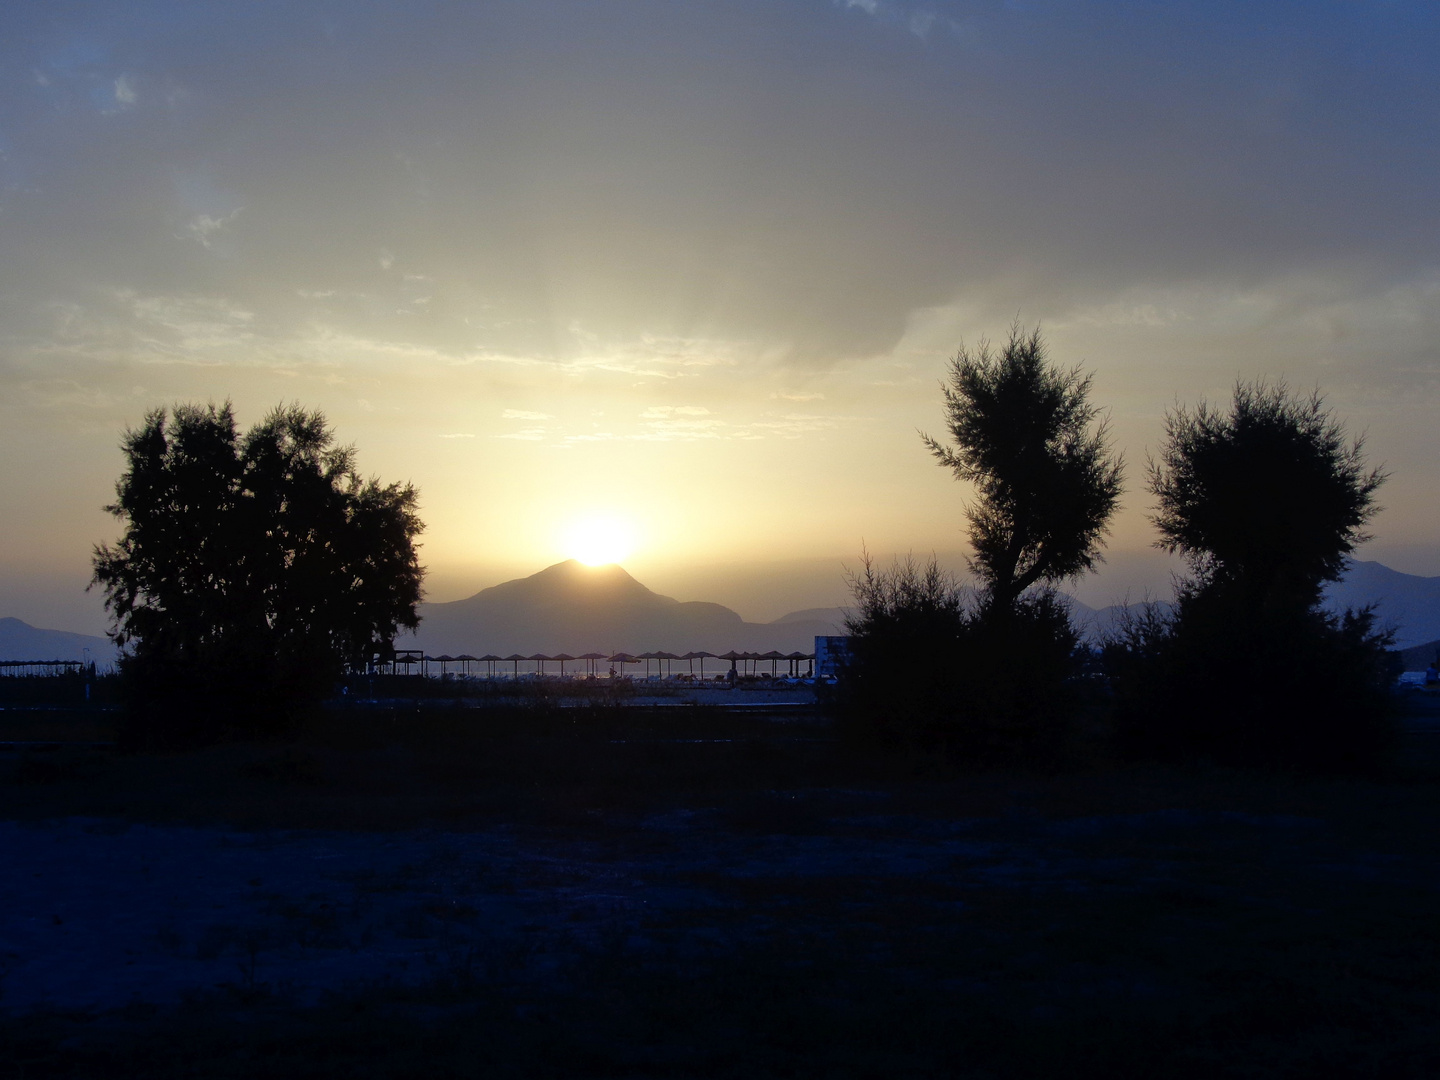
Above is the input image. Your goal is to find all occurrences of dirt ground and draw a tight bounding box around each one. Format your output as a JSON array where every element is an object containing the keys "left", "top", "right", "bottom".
[{"left": 2, "top": 704, "right": 1438, "bottom": 1077}]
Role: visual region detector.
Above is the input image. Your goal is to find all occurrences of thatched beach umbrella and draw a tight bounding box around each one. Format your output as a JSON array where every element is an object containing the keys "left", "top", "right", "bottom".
[
  {"left": 433, "top": 654, "right": 455, "bottom": 676},
  {"left": 759, "top": 650, "right": 786, "bottom": 677},
  {"left": 553, "top": 652, "right": 575, "bottom": 676},
  {"left": 785, "top": 651, "right": 811, "bottom": 678},
  {"left": 504, "top": 654, "right": 526, "bottom": 678},
  {"left": 578, "top": 652, "right": 607, "bottom": 677},
  {"left": 455, "top": 653, "right": 478, "bottom": 677},
  {"left": 608, "top": 652, "right": 640, "bottom": 677},
  {"left": 655, "top": 650, "right": 681, "bottom": 678},
  {"left": 718, "top": 650, "right": 743, "bottom": 677},
  {"left": 479, "top": 654, "right": 502, "bottom": 678},
  {"left": 681, "top": 650, "right": 715, "bottom": 679},
  {"left": 528, "top": 653, "right": 551, "bottom": 676},
  {"left": 638, "top": 651, "right": 662, "bottom": 678}
]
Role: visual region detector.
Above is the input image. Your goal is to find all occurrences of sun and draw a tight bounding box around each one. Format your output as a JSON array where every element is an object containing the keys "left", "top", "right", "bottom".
[{"left": 561, "top": 515, "right": 637, "bottom": 566}]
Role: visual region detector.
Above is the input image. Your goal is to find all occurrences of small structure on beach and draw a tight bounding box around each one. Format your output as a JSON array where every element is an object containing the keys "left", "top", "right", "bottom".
[{"left": 813, "top": 636, "right": 852, "bottom": 679}]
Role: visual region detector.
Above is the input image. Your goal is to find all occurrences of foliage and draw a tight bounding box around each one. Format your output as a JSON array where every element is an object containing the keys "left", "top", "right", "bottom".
[
  {"left": 842, "top": 325, "right": 1120, "bottom": 762},
  {"left": 837, "top": 554, "right": 1080, "bottom": 763},
  {"left": 92, "top": 402, "right": 424, "bottom": 741},
  {"left": 921, "top": 324, "right": 1124, "bottom": 610},
  {"left": 1115, "top": 381, "right": 1395, "bottom": 770},
  {"left": 838, "top": 554, "right": 968, "bottom": 751},
  {"left": 1109, "top": 590, "right": 1397, "bottom": 770},
  {"left": 1149, "top": 380, "right": 1385, "bottom": 614}
]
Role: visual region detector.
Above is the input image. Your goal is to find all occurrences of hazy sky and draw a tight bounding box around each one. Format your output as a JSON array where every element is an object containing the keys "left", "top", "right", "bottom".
[{"left": 4, "top": 1, "right": 1439, "bottom": 632}]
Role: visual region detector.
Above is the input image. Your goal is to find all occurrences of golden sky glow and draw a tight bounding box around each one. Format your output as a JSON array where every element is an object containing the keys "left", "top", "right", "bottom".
[
  {"left": 561, "top": 516, "right": 638, "bottom": 568},
  {"left": 2, "top": 2, "right": 1439, "bottom": 633}
]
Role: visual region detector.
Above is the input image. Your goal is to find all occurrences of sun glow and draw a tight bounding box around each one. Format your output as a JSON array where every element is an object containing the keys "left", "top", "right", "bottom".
[{"left": 562, "top": 515, "right": 637, "bottom": 566}]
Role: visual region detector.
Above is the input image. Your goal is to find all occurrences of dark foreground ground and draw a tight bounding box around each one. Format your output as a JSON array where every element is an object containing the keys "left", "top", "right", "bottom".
[{"left": 1, "top": 702, "right": 1439, "bottom": 1078}]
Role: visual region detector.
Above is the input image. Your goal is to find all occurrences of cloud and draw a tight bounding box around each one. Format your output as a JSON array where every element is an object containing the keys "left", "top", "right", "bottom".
[
  {"left": 16, "top": 377, "right": 122, "bottom": 411},
  {"left": 9, "top": 2, "right": 1434, "bottom": 380},
  {"left": 184, "top": 208, "right": 243, "bottom": 250},
  {"left": 3, "top": 1, "right": 1440, "bottom": 583},
  {"left": 113, "top": 74, "right": 137, "bottom": 106},
  {"left": 836, "top": 0, "right": 958, "bottom": 41},
  {"left": 744, "top": 413, "right": 840, "bottom": 439},
  {"left": 638, "top": 418, "right": 725, "bottom": 440},
  {"left": 125, "top": 293, "right": 258, "bottom": 357}
]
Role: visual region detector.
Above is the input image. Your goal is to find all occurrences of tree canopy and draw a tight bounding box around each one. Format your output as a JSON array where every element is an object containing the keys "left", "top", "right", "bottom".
[
  {"left": 1148, "top": 381, "right": 1385, "bottom": 613},
  {"left": 921, "top": 325, "right": 1124, "bottom": 609},
  {"left": 92, "top": 402, "right": 424, "bottom": 730},
  {"left": 1117, "top": 380, "right": 1395, "bottom": 769}
]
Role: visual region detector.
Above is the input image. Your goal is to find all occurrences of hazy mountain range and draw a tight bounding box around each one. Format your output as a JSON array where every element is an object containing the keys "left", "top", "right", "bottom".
[
  {"left": 409, "top": 557, "right": 1440, "bottom": 657},
  {"left": 0, "top": 617, "right": 116, "bottom": 666},
  {"left": 1072, "top": 560, "right": 1440, "bottom": 652},
  {"left": 3, "top": 558, "right": 1438, "bottom": 665},
  {"left": 407, "top": 560, "right": 847, "bottom": 657}
]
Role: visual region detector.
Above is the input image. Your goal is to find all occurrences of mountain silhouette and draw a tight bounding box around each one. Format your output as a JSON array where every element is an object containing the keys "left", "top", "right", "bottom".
[
  {"left": 410, "top": 560, "right": 844, "bottom": 656},
  {"left": 1322, "top": 560, "right": 1440, "bottom": 649},
  {"left": 5, "top": 558, "right": 1433, "bottom": 661},
  {"left": 1069, "top": 559, "right": 1440, "bottom": 649},
  {"left": 0, "top": 618, "right": 117, "bottom": 665}
]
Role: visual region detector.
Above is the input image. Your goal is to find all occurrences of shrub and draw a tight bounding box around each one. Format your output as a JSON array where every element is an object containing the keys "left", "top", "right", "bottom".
[{"left": 837, "top": 556, "right": 1081, "bottom": 764}]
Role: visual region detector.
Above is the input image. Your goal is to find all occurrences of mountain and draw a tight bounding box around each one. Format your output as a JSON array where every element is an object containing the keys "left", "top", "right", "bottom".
[
  {"left": 770, "top": 607, "right": 848, "bottom": 627},
  {"left": 1067, "top": 600, "right": 1165, "bottom": 644},
  {"left": 410, "top": 560, "right": 842, "bottom": 656},
  {"left": 1322, "top": 561, "right": 1440, "bottom": 649},
  {"left": 410, "top": 554, "right": 1440, "bottom": 658},
  {"left": 6, "top": 557, "right": 1432, "bottom": 662},
  {"left": 1397, "top": 639, "right": 1440, "bottom": 672},
  {"left": 0, "top": 618, "right": 117, "bottom": 666},
  {"left": 1067, "top": 561, "right": 1440, "bottom": 649}
]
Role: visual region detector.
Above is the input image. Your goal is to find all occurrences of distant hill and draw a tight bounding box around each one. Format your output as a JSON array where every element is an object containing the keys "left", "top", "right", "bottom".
[
  {"left": 770, "top": 607, "right": 849, "bottom": 628},
  {"left": 409, "top": 554, "right": 1440, "bottom": 657},
  {"left": 1397, "top": 639, "right": 1440, "bottom": 672},
  {"left": 410, "top": 560, "right": 842, "bottom": 656},
  {"left": 1067, "top": 560, "right": 1440, "bottom": 649},
  {"left": 1321, "top": 561, "right": 1440, "bottom": 649},
  {"left": 1068, "top": 600, "right": 1170, "bottom": 644},
  {"left": 6, "top": 557, "right": 1434, "bottom": 661},
  {"left": 0, "top": 618, "right": 117, "bottom": 666}
]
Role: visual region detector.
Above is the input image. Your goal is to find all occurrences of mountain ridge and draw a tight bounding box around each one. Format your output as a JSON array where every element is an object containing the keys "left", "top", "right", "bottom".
[
  {"left": 0, "top": 618, "right": 117, "bottom": 665},
  {"left": 410, "top": 560, "right": 841, "bottom": 656},
  {"left": 410, "top": 557, "right": 1440, "bottom": 656},
  {"left": 5, "top": 558, "right": 1436, "bottom": 661}
]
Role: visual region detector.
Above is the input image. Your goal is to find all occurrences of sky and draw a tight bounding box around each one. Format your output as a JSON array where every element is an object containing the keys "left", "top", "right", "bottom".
[{"left": 3, "top": 0, "right": 1439, "bottom": 634}]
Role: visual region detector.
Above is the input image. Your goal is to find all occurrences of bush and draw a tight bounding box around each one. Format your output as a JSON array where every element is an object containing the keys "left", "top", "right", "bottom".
[
  {"left": 836, "top": 556, "right": 1081, "bottom": 764},
  {"left": 1108, "top": 590, "right": 1398, "bottom": 772},
  {"left": 1114, "top": 381, "right": 1396, "bottom": 771}
]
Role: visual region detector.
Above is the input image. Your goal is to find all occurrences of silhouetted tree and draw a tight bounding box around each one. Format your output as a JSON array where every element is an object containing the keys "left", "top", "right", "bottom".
[
  {"left": 921, "top": 324, "right": 1124, "bottom": 612},
  {"left": 1115, "top": 381, "right": 1395, "bottom": 769},
  {"left": 839, "top": 327, "right": 1117, "bottom": 763},
  {"left": 92, "top": 402, "right": 424, "bottom": 742},
  {"left": 1150, "top": 381, "right": 1385, "bottom": 615}
]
